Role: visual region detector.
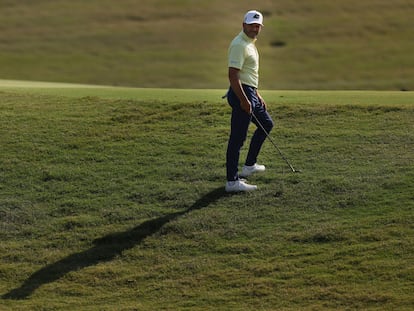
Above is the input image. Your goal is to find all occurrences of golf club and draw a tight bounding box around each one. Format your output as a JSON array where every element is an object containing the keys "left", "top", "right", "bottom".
[{"left": 252, "top": 112, "right": 301, "bottom": 173}]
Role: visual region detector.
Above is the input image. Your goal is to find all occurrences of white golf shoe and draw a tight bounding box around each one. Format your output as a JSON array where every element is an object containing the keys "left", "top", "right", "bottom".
[
  {"left": 225, "top": 179, "right": 257, "bottom": 193},
  {"left": 240, "top": 163, "right": 266, "bottom": 178}
]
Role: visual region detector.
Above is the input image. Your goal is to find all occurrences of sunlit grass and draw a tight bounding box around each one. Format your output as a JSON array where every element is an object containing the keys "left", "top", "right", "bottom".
[{"left": 0, "top": 86, "right": 413, "bottom": 309}]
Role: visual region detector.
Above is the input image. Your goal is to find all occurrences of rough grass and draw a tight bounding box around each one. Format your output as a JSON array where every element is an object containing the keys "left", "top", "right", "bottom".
[
  {"left": 0, "top": 87, "right": 413, "bottom": 310},
  {"left": 0, "top": 0, "right": 413, "bottom": 90}
]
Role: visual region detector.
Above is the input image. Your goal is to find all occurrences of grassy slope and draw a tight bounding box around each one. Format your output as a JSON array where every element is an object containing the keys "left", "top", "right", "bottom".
[
  {"left": 0, "top": 0, "right": 413, "bottom": 90},
  {"left": 0, "top": 85, "right": 413, "bottom": 310}
]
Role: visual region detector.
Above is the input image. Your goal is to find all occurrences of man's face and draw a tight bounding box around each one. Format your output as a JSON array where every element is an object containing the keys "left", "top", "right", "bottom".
[{"left": 243, "top": 23, "right": 262, "bottom": 39}]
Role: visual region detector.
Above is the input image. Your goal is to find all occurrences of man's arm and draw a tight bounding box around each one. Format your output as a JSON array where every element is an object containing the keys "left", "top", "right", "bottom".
[{"left": 228, "top": 67, "right": 251, "bottom": 114}]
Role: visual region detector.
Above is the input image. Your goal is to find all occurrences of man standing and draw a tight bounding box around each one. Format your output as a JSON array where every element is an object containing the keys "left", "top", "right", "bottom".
[{"left": 225, "top": 10, "right": 274, "bottom": 192}]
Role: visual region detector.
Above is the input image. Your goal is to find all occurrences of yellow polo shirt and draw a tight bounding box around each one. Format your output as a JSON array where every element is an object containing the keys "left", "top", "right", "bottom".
[{"left": 228, "top": 31, "right": 259, "bottom": 88}]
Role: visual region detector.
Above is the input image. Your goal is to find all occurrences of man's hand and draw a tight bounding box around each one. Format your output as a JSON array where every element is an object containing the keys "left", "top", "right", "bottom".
[{"left": 241, "top": 98, "right": 252, "bottom": 114}]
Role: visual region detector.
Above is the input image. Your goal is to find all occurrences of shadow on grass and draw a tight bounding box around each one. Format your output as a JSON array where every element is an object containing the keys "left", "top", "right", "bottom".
[{"left": 3, "top": 187, "right": 227, "bottom": 300}]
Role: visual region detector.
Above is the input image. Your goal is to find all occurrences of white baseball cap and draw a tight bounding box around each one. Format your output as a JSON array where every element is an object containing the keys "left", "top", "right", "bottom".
[{"left": 244, "top": 10, "right": 264, "bottom": 26}]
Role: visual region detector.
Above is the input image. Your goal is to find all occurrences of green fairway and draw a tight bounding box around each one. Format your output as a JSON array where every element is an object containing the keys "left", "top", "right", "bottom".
[
  {"left": 1, "top": 79, "right": 413, "bottom": 106},
  {"left": 0, "top": 84, "right": 413, "bottom": 310}
]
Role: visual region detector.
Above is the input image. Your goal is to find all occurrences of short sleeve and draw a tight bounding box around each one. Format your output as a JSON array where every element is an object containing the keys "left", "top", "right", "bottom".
[{"left": 228, "top": 44, "right": 244, "bottom": 69}]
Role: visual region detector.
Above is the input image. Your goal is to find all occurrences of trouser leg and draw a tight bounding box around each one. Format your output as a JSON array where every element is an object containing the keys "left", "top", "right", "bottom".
[
  {"left": 226, "top": 99, "right": 251, "bottom": 181},
  {"left": 245, "top": 99, "right": 274, "bottom": 166},
  {"left": 226, "top": 86, "right": 253, "bottom": 181}
]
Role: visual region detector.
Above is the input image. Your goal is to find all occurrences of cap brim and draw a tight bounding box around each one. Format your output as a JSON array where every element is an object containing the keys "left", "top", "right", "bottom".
[{"left": 244, "top": 21, "right": 264, "bottom": 26}]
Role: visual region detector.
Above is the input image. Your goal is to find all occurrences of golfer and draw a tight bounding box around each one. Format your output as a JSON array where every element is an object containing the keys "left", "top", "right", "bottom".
[{"left": 225, "top": 10, "right": 274, "bottom": 192}]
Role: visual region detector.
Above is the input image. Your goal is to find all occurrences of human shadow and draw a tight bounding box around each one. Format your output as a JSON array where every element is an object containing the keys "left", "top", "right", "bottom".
[{"left": 3, "top": 187, "right": 226, "bottom": 300}]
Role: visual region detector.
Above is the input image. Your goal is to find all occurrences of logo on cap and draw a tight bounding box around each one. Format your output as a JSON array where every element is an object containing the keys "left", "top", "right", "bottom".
[{"left": 244, "top": 10, "right": 263, "bottom": 26}]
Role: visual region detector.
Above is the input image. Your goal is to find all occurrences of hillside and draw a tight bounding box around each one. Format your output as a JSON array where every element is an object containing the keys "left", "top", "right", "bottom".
[
  {"left": 0, "top": 0, "right": 413, "bottom": 90},
  {"left": 0, "top": 85, "right": 413, "bottom": 309}
]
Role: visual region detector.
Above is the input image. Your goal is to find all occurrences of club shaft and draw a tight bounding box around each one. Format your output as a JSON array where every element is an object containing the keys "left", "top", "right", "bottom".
[{"left": 252, "top": 112, "right": 297, "bottom": 172}]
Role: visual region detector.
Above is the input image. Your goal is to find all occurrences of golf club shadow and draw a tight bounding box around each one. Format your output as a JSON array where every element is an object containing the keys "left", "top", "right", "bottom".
[{"left": 2, "top": 187, "right": 226, "bottom": 300}]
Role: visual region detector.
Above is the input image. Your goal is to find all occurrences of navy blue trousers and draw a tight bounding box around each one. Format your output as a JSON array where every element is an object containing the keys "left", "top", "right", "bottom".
[{"left": 226, "top": 85, "right": 274, "bottom": 181}]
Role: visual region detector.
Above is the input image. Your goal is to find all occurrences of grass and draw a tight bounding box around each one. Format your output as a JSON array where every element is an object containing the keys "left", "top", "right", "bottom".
[
  {"left": 0, "top": 0, "right": 413, "bottom": 90},
  {"left": 0, "top": 84, "right": 413, "bottom": 310}
]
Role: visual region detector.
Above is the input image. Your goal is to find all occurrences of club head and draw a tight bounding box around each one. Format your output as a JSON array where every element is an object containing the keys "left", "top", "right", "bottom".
[{"left": 288, "top": 164, "right": 301, "bottom": 173}]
